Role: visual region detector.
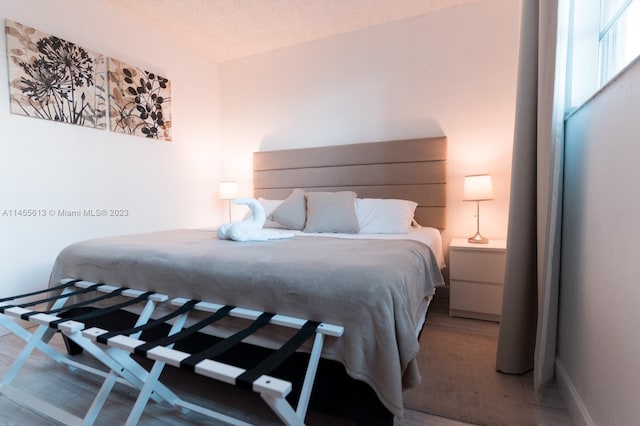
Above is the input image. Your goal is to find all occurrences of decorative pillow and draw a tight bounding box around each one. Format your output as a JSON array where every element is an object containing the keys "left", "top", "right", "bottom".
[
  {"left": 303, "top": 191, "right": 360, "bottom": 233},
  {"left": 355, "top": 198, "right": 418, "bottom": 234},
  {"left": 242, "top": 198, "right": 284, "bottom": 228},
  {"left": 269, "top": 188, "right": 307, "bottom": 230}
]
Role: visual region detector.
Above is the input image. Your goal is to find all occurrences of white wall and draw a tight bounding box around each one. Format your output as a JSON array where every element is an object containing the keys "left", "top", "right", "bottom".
[
  {"left": 558, "top": 59, "right": 640, "bottom": 425},
  {"left": 0, "top": 1, "right": 221, "bottom": 296},
  {"left": 220, "top": 0, "right": 522, "bottom": 248},
  {"left": 0, "top": 0, "right": 521, "bottom": 298}
]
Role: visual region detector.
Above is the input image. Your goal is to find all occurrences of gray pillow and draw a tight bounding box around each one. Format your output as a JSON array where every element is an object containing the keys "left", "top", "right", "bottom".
[
  {"left": 269, "top": 188, "right": 307, "bottom": 230},
  {"left": 303, "top": 191, "right": 360, "bottom": 233}
]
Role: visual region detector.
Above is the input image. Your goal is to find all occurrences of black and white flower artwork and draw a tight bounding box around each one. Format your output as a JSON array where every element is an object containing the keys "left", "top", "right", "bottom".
[
  {"left": 5, "top": 19, "right": 106, "bottom": 129},
  {"left": 108, "top": 57, "right": 172, "bottom": 141}
]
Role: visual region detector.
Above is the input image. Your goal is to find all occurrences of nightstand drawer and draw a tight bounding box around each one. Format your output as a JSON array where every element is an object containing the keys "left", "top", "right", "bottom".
[
  {"left": 448, "top": 239, "right": 506, "bottom": 322},
  {"left": 449, "top": 249, "right": 506, "bottom": 283},
  {"left": 450, "top": 280, "right": 503, "bottom": 318}
]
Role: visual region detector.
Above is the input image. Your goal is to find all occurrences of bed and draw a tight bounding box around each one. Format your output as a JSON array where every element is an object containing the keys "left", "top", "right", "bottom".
[{"left": 48, "top": 137, "right": 447, "bottom": 424}]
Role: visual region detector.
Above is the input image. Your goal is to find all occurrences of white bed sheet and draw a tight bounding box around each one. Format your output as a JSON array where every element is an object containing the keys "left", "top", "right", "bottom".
[{"left": 265, "top": 226, "right": 446, "bottom": 270}]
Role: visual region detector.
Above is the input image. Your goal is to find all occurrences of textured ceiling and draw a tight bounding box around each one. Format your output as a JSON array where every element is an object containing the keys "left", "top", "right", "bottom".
[{"left": 102, "top": 0, "right": 479, "bottom": 62}]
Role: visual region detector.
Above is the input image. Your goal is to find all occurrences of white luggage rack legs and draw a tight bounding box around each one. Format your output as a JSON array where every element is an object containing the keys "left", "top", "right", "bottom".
[
  {"left": 0, "top": 279, "right": 344, "bottom": 426},
  {"left": 0, "top": 279, "right": 170, "bottom": 426}
]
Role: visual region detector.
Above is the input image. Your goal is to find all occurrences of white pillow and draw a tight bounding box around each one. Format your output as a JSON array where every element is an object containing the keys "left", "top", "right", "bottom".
[{"left": 355, "top": 198, "right": 418, "bottom": 234}]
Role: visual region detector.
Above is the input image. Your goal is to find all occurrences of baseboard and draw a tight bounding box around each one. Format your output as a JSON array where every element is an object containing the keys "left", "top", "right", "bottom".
[
  {"left": 448, "top": 308, "right": 500, "bottom": 322},
  {"left": 555, "top": 359, "right": 596, "bottom": 426}
]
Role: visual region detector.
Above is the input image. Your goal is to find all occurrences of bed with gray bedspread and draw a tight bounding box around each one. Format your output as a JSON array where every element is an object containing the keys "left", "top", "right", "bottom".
[{"left": 48, "top": 228, "right": 444, "bottom": 417}]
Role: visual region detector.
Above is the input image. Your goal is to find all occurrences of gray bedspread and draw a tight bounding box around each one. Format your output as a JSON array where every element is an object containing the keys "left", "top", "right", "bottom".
[{"left": 49, "top": 228, "right": 444, "bottom": 417}]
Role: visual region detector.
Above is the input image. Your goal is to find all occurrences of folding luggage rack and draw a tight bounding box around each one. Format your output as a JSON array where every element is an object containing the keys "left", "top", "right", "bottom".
[{"left": 0, "top": 278, "right": 343, "bottom": 426}]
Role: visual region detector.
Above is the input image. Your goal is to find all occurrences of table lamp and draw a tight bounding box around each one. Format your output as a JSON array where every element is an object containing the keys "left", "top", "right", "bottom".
[
  {"left": 219, "top": 181, "right": 238, "bottom": 222},
  {"left": 463, "top": 174, "right": 494, "bottom": 244}
]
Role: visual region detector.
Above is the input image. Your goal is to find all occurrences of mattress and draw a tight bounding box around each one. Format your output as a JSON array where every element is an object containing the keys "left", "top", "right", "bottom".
[{"left": 48, "top": 227, "right": 445, "bottom": 417}]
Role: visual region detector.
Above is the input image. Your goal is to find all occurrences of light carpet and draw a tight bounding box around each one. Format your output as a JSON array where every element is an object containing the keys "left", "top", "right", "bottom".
[{"left": 403, "top": 323, "right": 537, "bottom": 426}]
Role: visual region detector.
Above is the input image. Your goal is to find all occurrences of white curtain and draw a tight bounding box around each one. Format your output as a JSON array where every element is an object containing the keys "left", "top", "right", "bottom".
[{"left": 496, "top": 0, "right": 568, "bottom": 395}]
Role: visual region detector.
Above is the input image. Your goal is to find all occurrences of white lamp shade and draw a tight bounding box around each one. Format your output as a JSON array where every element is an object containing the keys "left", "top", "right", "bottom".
[
  {"left": 219, "top": 181, "right": 239, "bottom": 200},
  {"left": 463, "top": 174, "right": 494, "bottom": 201}
]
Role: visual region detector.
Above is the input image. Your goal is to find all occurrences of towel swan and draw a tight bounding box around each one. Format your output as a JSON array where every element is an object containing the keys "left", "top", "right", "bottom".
[{"left": 217, "top": 198, "right": 293, "bottom": 242}]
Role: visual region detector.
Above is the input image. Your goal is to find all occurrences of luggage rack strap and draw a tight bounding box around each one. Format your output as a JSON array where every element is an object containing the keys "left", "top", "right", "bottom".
[
  {"left": 96, "top": 298, "right": 201, "bottom": 344},
  {"left": 2, "top": 280, "right": 344, "bottom": 426},
  {"left": 0, "top": 279, "right": 80, "bottom": 303},
  {"left": 86, "top": 298, "right": 342, "bottom": 400}
]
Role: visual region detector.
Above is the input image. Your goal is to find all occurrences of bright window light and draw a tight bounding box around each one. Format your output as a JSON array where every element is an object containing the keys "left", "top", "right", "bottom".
[{"left": 599, "top": 0, "right": 640, "bottom": 86}]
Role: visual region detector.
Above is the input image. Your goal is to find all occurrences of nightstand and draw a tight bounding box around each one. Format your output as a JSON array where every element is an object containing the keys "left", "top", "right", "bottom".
[{"left": 449, "top": 238, "right": 507, "bottom": 322}]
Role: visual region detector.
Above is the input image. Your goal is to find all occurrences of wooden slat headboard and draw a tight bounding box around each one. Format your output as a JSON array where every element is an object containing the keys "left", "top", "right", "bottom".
[{"left": 253, "top": 137, "right": 447, "bottom": 229}]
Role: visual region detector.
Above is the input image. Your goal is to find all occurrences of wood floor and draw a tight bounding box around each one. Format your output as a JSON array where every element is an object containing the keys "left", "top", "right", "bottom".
[{"left": 0, "top": 292, "right": 571, "bottom": 426}]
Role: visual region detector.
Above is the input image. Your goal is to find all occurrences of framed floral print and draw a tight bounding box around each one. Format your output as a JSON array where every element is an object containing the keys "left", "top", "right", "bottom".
[
  {"left": 107, "top": 57, "right": 172, "bottom": 141},
  {"left": 5, "top": 19, "right": 106, "bottom": 129}
]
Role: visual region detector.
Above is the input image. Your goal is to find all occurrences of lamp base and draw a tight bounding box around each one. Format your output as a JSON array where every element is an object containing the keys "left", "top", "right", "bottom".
[{"left": 468, "top": 232, "right": 489, "bottom": 244}]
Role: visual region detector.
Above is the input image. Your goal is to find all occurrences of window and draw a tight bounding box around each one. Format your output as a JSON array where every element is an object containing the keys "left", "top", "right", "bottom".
[
  {"left": 599, "top": 0, "right": 640, "bottom": 85},
  {"left": 566, "top": 0, "right": 640, "bottom": 110}
]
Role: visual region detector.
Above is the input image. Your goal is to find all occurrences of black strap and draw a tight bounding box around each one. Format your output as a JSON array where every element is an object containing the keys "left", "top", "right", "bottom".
[
  {"left": 134, "top": 305, "right": 234, "bottom": 357},
  {"left": 20, "top": 286, "right": 129, "bottom": 320},
  {"left": 49, "top": 291, "right": 155, "bottom": 327},
  {"left": 0, "top": 280, "right": 80, "bottom": 303},
  {"left": 236, "top": 320, "right": 320, "bottom": 390},
  {"left": 44, "top": 286, "right": 125, "bottom": 316},
  {"left": 180, "top": 312, "right": 276, "bottom": 371},
  {"left": 5, "top": 283, "right": 103, "bottom": 311},
  {"left": 96, "top": 299, "right": 200, "bottom": 344}
]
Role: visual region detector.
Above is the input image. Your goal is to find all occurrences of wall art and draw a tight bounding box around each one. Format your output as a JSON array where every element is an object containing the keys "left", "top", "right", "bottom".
[
  {"left": 5, "top": 19, "right": 106, "bottom": 129},
  {"left": 108, "top": 57, "right": 172, "bottom": 141}
]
